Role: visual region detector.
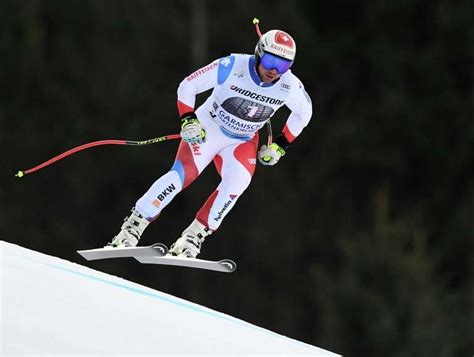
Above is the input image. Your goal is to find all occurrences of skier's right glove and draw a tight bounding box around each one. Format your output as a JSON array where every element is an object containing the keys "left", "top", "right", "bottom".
[{"left": 180, "top": 112, "right": 206, "bottom": 144}]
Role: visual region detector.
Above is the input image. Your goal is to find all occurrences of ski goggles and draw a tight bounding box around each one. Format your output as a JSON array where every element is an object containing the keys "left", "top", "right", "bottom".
[{"left": 260, "top": 52, "right": 293, "bottom": 74}]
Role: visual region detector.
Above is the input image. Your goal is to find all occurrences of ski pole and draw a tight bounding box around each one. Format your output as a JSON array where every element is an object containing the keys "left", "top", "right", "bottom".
[
  {"left": 266, "top": 120, "right": 273, "bottom": 146},
  {"left": 253, "top": 18, "right": 263, "bottom": 38},
  {"left": 253, "top": 18, "right": 272, "bottom": 146},
  {"left": 15, "top": 133, "right": 181, "bottom": 178}
]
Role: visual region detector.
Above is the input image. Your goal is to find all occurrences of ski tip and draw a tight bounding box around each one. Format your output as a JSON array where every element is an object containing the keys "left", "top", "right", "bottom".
[{"left": 219, "top": 259, "right": 237, "bottom": 273}]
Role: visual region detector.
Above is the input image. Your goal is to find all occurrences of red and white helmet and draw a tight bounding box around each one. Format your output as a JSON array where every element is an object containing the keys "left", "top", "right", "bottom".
[{"left": 255, "top": 30, "right": 296, "bottom": 61}]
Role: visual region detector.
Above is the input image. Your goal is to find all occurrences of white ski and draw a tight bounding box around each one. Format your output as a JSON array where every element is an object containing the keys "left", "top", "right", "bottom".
[
  {"left": 77, "top": 243, "right": 168, "bottom": 261},
  {"left": 135, "top": 255, "right": 237, "bottom": 273}
]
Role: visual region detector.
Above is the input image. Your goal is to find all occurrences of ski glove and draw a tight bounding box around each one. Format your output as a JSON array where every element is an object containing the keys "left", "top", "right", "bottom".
[
  {"left": 180, "top": 112, "right": 206, "bottom": 144},
  {"left": 258, "top": 143, "right": 286, "bottom": 166}
]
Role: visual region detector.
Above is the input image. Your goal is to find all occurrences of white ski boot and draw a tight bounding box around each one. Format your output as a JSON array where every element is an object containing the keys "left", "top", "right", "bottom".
[
  {"left": 170, "top": 219, "right": 211, "bottom": 258},
  {"left": 107, "top": 207, "right": 150, "bottom": 248}
]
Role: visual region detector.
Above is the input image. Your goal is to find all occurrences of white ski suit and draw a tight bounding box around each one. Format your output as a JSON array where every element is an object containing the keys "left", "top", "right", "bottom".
[{"left": 135, "top": 54, "right": 312, "bottom": 231}]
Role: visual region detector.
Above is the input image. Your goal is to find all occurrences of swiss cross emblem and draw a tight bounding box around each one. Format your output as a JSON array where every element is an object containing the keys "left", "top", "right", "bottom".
[{"left": 275, "top": 31, "right": 294, "bottom": 48}]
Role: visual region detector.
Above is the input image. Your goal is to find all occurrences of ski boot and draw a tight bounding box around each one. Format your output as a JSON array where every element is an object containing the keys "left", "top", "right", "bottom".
[
  {"left": 170, "top": 219, "right": 211, "bottom": 258},
  {"left": 107, "top": 207, "right": 150, "bottom": 248}
]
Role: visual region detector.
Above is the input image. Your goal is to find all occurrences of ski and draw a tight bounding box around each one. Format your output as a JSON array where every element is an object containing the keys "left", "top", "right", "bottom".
[
  {"left": 77, "top": 243, "right": 168, "bottom": 261},
  {"left": 135, "top": 254, "right": 237, "bottom": 273}
]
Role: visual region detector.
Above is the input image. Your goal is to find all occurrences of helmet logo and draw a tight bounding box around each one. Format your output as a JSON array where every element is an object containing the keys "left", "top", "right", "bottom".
[{"left": 275, "top": 31, "right": 294, "bottom": 48}]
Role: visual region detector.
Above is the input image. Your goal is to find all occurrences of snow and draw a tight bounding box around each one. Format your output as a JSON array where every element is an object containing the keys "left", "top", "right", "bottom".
[{"left": 1, "top": 241, "right": 340, "bottom": 356}]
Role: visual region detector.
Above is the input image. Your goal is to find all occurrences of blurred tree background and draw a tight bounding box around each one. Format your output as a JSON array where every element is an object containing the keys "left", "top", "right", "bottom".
[{"left": 1, "top": 1, "right": 472, "bottom": 356}]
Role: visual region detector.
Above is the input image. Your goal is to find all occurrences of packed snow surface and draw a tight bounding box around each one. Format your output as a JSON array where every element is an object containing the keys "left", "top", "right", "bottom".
[{"left": 1, "top": 241, "right": 340, "bottom": 356}]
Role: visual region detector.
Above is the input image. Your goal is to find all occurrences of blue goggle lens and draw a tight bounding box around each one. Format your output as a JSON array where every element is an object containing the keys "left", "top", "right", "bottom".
[{"left": 260, "top": 53, "right": 293, "bottom": 74}]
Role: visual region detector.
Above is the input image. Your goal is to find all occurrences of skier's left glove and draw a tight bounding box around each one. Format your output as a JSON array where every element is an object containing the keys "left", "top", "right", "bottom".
[
  {"left": 180, "top": 112, "right": 206, "bottom": 144},
  {"left": 258, "top": 143, "right": 286, "bottom": 166}
]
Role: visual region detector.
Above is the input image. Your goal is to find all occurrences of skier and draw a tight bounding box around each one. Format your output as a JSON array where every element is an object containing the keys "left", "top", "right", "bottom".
[{"left": 107, "top": 27, "right": 313, "bottom": 258}]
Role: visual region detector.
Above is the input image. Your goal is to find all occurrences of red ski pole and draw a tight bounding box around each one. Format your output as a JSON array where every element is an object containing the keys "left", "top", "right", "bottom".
[{"left": 15, "top": 133, "right": 181, "bottom": 178}]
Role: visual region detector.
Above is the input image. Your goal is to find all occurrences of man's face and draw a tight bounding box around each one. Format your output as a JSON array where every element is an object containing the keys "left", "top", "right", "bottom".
[{"left": 257, "top": 64, "right": 281, "bottom": 83}]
